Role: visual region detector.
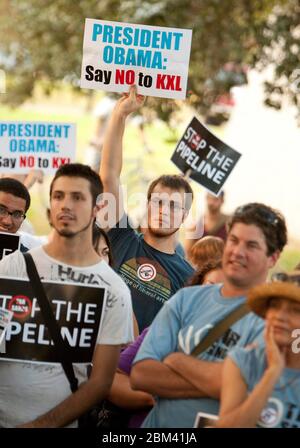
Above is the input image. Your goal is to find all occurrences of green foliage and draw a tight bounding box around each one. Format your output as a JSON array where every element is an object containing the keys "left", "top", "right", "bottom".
[{"left": 0, "top": 0, "right": 299, "bottom": 122}]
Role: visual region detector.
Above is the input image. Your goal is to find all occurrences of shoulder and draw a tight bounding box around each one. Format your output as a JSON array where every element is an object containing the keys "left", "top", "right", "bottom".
[
  {"left": 28, "top": 245, "right": 47, "bottom": 260},
  {"left": 0, "top": 249, "right": 26, "bottom": 277},
  {"left": 18, "top": 232, "right": 47, "bottom": 250},
  {"left": 228, "top": 345, "right": 266, "bottom": 383},
  {"left": 96, "top": 261, "right": 131, "bottom": 297},
  {"left": 174, "top": 253, "right": 194, "bottom": 274},
  {"left": 241, "top": 311, "right": 265, "bottom": 332},
  {"left": 178, "top": 283, "right": 219, "bottom": 299},
  {"left": 167, "top": 284, "right": 218, "bottom": 310},
  {"left": 107, "top": 214, "right": 138, "bottom": 244},
  {"left": 107, "top": 214, "right": 135, "bottom": 235}
]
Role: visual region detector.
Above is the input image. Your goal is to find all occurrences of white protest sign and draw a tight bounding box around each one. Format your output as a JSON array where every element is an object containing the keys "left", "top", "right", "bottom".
[
  {"left": 81, "top": 19, "right": 192, "bottom": 99},
  {"left": 0, "top": 121, "right": 76, "bottom": 174}
]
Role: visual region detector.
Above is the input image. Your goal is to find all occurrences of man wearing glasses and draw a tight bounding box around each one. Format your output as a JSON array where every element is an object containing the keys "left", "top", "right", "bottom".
[
  {"left": 131, "top": 202, "right": 288, "bottom": 427},
  {"left": 99, "top": 86, "right": 194, "bottom": 332},
  {"left": 0, "top": 177, "right": 37, "bottom": 252}
]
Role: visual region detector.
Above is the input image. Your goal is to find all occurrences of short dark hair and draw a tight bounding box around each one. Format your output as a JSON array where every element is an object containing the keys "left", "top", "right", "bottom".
[
  {"left": 228, "top": 203, "right": 287, "bottom": 255},
  {"left": 147, "top": 175, "right": 194, "bottom": 209},
  {"left": 0, "top": 178, "right": 31, "bottom": 212},
  {"left": 92, "top": 224, "right": 113, "bottom": 266},
  {"left": 50, "top": 163, "right": 103, "bottom": 206}
]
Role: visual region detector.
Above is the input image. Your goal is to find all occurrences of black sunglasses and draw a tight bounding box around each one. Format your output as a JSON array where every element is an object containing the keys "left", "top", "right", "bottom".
[
  {"left": 234, "top": 205, "right": 279, "bottom": 227},
  {"left": 271, "top": 272, "right": 300, "bottom": 286}
]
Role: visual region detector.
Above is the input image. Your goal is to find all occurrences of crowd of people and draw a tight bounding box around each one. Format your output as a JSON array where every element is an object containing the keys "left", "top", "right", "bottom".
[{"left": 0, "top": 86, "right": 299, "bottom": 428}]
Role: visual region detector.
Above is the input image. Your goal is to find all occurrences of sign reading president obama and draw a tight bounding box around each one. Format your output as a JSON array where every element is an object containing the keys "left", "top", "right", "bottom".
[{"left": 81, "top": 19, "right": 192, "bottom": 99}]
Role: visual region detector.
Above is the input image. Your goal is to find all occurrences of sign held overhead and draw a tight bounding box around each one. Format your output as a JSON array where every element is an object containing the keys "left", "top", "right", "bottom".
[
  {"left": 171, "top": 117, "right": 241, "bottom": 195},
  {"left": 81, "top": 19, "right": 192, "bottom": 99}
]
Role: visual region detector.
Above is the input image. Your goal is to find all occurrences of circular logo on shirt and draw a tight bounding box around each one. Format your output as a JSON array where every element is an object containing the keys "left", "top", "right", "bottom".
[
  {"left": 137, "top": 264, "right": 157, "bottom": 282},
  {"left": 258, "top": 398, "right": 284, "bottom": 428},
  {"left": 8, "top": 295, "right": 32, "bottom": 320}
]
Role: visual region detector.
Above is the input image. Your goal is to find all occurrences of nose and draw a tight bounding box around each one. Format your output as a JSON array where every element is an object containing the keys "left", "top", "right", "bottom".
[
  {"left": 231, "top": 242, "right": 246, "bottom": 259},
  {"left": 60, "top": 196, "right": 72, "bottom": 210},
  {"left": 0, "top": 213, "right": 13, "bottom": 226}
]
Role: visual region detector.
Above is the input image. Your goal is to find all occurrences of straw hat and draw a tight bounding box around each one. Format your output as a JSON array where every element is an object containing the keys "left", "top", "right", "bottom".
[{"left": 247, "top": 271, "right": 300, "bottom": 318}]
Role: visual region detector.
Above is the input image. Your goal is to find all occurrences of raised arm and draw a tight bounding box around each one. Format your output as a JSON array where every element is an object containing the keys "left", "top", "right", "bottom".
[
  {"left": 99, "top": 86, "right": 145, "bottom": 228},
  {"left": 24, "top": 169, "right": 44, "bottom": 190},
  {"left": 217, "top": 326, "right": 285, "bottom": 428},
  {"left": 216, "top": 356, "right": 282, "bottom": 428}
]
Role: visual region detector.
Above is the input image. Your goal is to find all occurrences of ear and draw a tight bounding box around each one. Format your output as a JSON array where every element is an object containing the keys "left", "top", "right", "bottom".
[
  {"left": 47, "top": 208, "right": 53, "bottom": 227},
  {"left": 268, "top": 250, "right": 281, "bottom": 269}
]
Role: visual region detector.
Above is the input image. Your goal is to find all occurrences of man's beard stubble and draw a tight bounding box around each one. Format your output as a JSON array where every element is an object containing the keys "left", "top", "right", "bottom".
[
  {"left": 147, "top": 224, "right": 179, "bottom": 239},
  {"left": 53, "top": 218, "right": 93, "bottom": 239}
]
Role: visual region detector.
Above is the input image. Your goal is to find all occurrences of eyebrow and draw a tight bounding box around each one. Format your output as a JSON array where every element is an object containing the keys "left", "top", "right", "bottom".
[
  {"left": 0, "top": 203, "right": 24, "bottom": 213},
  {"left": 229, "top": 234, "right": 262, "bottom": 246},
  {"left": 52, "top": 190, "right": 84, "bottom": 195}
]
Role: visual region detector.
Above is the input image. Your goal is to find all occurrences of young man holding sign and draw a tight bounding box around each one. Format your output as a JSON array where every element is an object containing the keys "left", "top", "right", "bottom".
[
  {"left": 0, "top": 163, "right": 133, "bottom": 428},
  {"left": 99, "top": 86, "right": 194, "bottom": 332}
]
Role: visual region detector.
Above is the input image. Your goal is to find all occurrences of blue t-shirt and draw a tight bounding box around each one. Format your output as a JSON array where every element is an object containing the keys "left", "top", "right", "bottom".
[
  {"left": 229, "top": 345, "right": 300, "bottom": 428},
  {"left": 133, "top": 284, "right": 264, "bottom": 428},
  {"left": 108, "top": 215, "right": 194, "bottom": 331}
]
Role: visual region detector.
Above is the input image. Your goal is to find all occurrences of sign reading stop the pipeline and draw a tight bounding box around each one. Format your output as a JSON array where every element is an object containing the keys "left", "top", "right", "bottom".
[{"left": 171, "top": 117, "right": 241, "bottom": 195}]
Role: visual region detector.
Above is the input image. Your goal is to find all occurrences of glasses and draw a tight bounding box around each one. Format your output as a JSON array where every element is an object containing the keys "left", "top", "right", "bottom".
[
  {"left": 0, "top": 205, "right": 26, "bottom": 221},
  {"left": 271, "top": 272, "right": 300, "bottom": 286},
  {"left": 149, "top": 198, "right": 185, "bottom": 213},
  {"left": 234, "top": 205, "right": 280, "bottom": 227}
]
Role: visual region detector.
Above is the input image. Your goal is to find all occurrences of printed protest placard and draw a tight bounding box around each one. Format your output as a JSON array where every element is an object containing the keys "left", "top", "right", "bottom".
[
  {"left": 0, "top": 232, "right": 20, "bottom": 260},
  {"left": 171, "top": 117, "right": 241, "bottom": 195},
  {"left": 81, "top": 19, "right": 192, "bottom": 99},
  {"left": 0, "top": 121, "right": 76, "bottom": 174},
  {"left": 0, "top": 307, "right": 13, "bottom": 353},
  {"left": 0, "top": 278, "right": 106, "bottom": 364}
]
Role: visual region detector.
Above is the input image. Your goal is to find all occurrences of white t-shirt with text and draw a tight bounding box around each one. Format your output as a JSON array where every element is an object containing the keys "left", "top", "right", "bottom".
[{"left": 0, "top": 246, "right": 133, "bottom": 427}]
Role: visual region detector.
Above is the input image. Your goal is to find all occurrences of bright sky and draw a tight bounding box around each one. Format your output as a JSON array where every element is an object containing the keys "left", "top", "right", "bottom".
[{"left": 221, "top": 70, "right": 300, "bottom": 240}]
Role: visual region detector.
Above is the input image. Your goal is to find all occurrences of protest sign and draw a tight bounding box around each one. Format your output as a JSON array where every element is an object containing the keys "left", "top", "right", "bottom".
[
  {"left": 0, "top": 121, "right": 76, "bottom": 174},
  {"left": 171, "top": 117, "right": 241, "bottom": 195},
  {"left": 0, "top": 307, "right": 13, "bottom": 353},
  {"left": 194, "top": 412, "right": 219, "bottom": 428},
  {"left": 0, "top": 232, "right": 20, "bottom": 260},
  {"left": 0, "top": 278, "right": 106, "bottom": 364},
  {"left": 81, "top": 19, "right": 192, "bottom": 99}
]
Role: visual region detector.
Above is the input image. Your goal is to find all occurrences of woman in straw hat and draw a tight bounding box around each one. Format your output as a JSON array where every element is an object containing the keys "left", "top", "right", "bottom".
[{"left": 217, "top": 272, "right": 300, "bottom": 428}]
